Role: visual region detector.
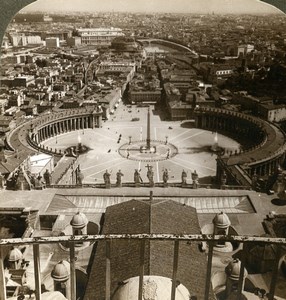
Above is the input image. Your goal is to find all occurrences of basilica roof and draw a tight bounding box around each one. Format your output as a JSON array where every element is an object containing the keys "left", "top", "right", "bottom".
[
  {"left": 84, "top": 199, "right": 215, "bottom": 300},
  {"left": 113, "top": 276, "right": 190, "bottom": 300}
]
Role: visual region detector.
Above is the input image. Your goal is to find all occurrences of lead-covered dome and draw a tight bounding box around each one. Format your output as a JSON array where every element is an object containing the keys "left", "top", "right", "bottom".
[
  {"left": 51, "top": 260, "right": 70, "bottom": 282},
  {"left": 113, "top": 276, "right": 191, "bottom": 300},
  {"left": 70, "top": 212, "right": 88, "bottom": 229},
  {"left": 8, "top": 247, "right": 23, "bottom": 262},
  {"left": 225, "top": 259, "right": 247, "bottom": 280},
  {"left": 213, "top": 212, "right": 231, "bottom": 229}
]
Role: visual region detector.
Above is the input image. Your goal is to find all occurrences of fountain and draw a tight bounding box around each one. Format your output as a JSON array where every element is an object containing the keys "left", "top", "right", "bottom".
[
  {"left": 210, "top": 132, "right": 224, "bottom": 154},
  {"left": 65, "top": 131, "right": 89, "bottom": 157},
  {"left": 211, "top": 132, "right": 218, "bottom": 151}
]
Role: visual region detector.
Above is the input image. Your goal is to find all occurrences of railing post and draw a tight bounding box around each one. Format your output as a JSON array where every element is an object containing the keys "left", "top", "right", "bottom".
[
  {"left": 171, "top": 240, "right": 179, "bottom": 300},
  {"left": 268, "top": 245, "right": 281, "bottom": 300},
  {"left": 237, "top": 242, "right": 248, "bottom": 300},
  {"left": 204, "top": 241, "right": 214, "bottom": 300},
  {"left": 0, "top": 247, "right": 7, "bottom": 300},
  {"left": 69, "top": 242, "right": 76, "bottom": 300},
  {"left": 138, "top": 239, "right": 145, "bottom": 300},
  {"left": 33, "top": 244, "right": 41, "bottom": 300},
  {"left": 105, "top": 240, "right": 111, "bottom": 300}
]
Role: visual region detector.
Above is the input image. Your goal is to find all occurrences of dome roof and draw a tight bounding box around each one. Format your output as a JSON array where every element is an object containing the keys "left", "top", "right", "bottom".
[
  {"left": 8, "top": 247, "right": 23, "bottom": 262},
  {"left": 51, "top": 260, "right": 70, "bottom": 282},
  {"left": 225, "top": 259, "right": 247, "bottom": 280},
  {"left": 41, "top": 291, "right": 68, "bottom": 300},
  {"left": 226, "top": 291, "right": 248, "bottom": 300},
  {"left": 213, "top": 212, "right": 231, "bottom": 229},
  {"left": 113, "top": 276, "right": 190, "bottom": 300},
  {"left": 249, "top": 243, "right": 277, "bottom": 260},
  {"left": 70, "top": 212, "right": 88, "bottom": 228}
]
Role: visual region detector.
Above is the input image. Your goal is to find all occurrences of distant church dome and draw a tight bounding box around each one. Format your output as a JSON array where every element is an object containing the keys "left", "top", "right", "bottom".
[
  {"left": 213, "top": 212, "right": 231, "bottom": 229},
  {"left": 225, "top": 259, "right": 247, "bottom": 280},
  {"left": 8, "top": 247, "right": 23, "bottom": 262},
  {"left": 51, "top": 260, "right": 70, "bottom": 282},
  {"left": 70, "top": 212, "right": 88, "bottom": 229},
  {"left": 113, "top": 276, "right": 191, "bottom": 300}
]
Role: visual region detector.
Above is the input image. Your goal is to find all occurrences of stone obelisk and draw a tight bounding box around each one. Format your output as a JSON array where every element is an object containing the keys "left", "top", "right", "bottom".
[{"left": 146, "top": 107, "right": 151, "bottom": 150}]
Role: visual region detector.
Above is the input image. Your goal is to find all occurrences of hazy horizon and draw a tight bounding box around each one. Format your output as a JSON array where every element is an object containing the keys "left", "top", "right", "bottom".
[{"left": 20, "top": 0, "right": 283, "bottom": 15}]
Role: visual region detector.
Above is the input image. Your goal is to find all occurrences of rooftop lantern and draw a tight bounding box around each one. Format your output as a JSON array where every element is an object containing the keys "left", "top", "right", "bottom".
[
  {"left": 213, "top": 212, "right": 232, "bottom": 252},
  {"left": 51, "top": 260, "right": 71, "bottom": 299},
  {"left": 70, "top": 212, "right": 88, "bottom": 246},
  {"left": 7, "top": 247, "right": 23, "bottom": 269},
  {"left": 225, "top": 258, "right": 248, "bottom": 298}
]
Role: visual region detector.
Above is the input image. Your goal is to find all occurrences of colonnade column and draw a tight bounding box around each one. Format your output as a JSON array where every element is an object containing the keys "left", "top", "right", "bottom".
[
  {"left": 34, "top": 133, "right": 39, "bottom": 144},
  {"left": 41, "top": 129, "right": 44, "bottom": 141},
  {"left": 38, "top": 130, "right": 42, "bottom": 142},
  {"left": 44, "top": 126, "right": 48, "bottom": 138}
]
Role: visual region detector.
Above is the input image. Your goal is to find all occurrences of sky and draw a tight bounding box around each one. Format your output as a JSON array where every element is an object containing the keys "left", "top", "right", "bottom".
[{"left": 21, "top": 0, "right": 282, "bottom": 14}]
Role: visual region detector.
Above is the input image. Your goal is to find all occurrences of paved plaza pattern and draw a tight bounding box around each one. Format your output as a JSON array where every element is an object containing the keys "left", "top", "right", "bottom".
[{"left": 41, "top": 104, "right": 240, "bottom": 184}]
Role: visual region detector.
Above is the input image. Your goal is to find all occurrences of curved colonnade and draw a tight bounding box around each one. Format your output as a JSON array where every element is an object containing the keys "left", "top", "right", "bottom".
[
  {"left": 194, "top": 107, "right": 286, "bottom": 186},
  {"left": 7, "top": 107, "right": 102, "bottom": 158},
  {"left": 6, "top": 106, "right": 286, "bottom": 189}
]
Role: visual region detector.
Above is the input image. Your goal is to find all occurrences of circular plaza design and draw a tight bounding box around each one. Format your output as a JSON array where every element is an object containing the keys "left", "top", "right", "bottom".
[
  {"left": 40, "top": 105, "right": 241, "bottom": 184},
  {"left": 118, "top": 108, "right": 178, "bottom": 162},
  {"left": 118, "top": 140, "right": 178, "bottom": 162}
]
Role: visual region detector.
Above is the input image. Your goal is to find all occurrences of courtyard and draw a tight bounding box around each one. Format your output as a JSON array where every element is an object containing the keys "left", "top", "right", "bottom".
[{"left": 41, "top": 103, "right": 240, "bottom": 184}]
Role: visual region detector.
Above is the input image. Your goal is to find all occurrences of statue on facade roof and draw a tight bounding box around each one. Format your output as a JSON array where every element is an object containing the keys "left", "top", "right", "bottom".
[
  {"left": 146, "top": 165, "right": 154, "bottom": 186},
  {"left": 181, "top": 169, "right": 187, "bottom": 185},
  {"left": 103, "top": 170, "right": 111, "bottom": 185},
  {"left": 43, "top": 169, "right": 52, "bottom": 186},
  {"left": 134, "top": 169, "right": 142, "bottom": 185},
  {"left": 163, "top": 169, "right": 169, "bottom": 184},
  {"left": 116, "top": 169, "right": 124, "bottom": 187}
]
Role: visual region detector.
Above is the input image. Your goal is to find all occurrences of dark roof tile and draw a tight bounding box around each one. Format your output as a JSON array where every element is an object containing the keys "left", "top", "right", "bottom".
[{"left": 84, "top": 199, "right": 215, "bottom": 300}]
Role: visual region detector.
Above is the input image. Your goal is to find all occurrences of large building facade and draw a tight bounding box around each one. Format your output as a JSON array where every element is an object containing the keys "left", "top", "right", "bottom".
[{"left": 77, "top": 28, "right": 124, "bottom": 46}]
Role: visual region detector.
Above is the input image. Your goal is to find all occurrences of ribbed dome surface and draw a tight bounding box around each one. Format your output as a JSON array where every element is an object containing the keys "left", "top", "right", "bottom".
[
  {"left": 51, "top": 260, "right": 70, "bottom": 282},
  {"left": 213, "top": 212, "right": 231, "bottom": 229},
  {"left": 249, "top": 243, "right": 276, "bottom": 260},
  {"left": 113, "top": 276, "right": 190, "bottom": 300},
  {"left": 70, "top": 212, "right": 88, "bottom": 228},
  {"left": 8, "top": 247, "right": 23, "bottom": 262},
  {"left": 225, "top": 259, "right": 247, "bottom": 280}
]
